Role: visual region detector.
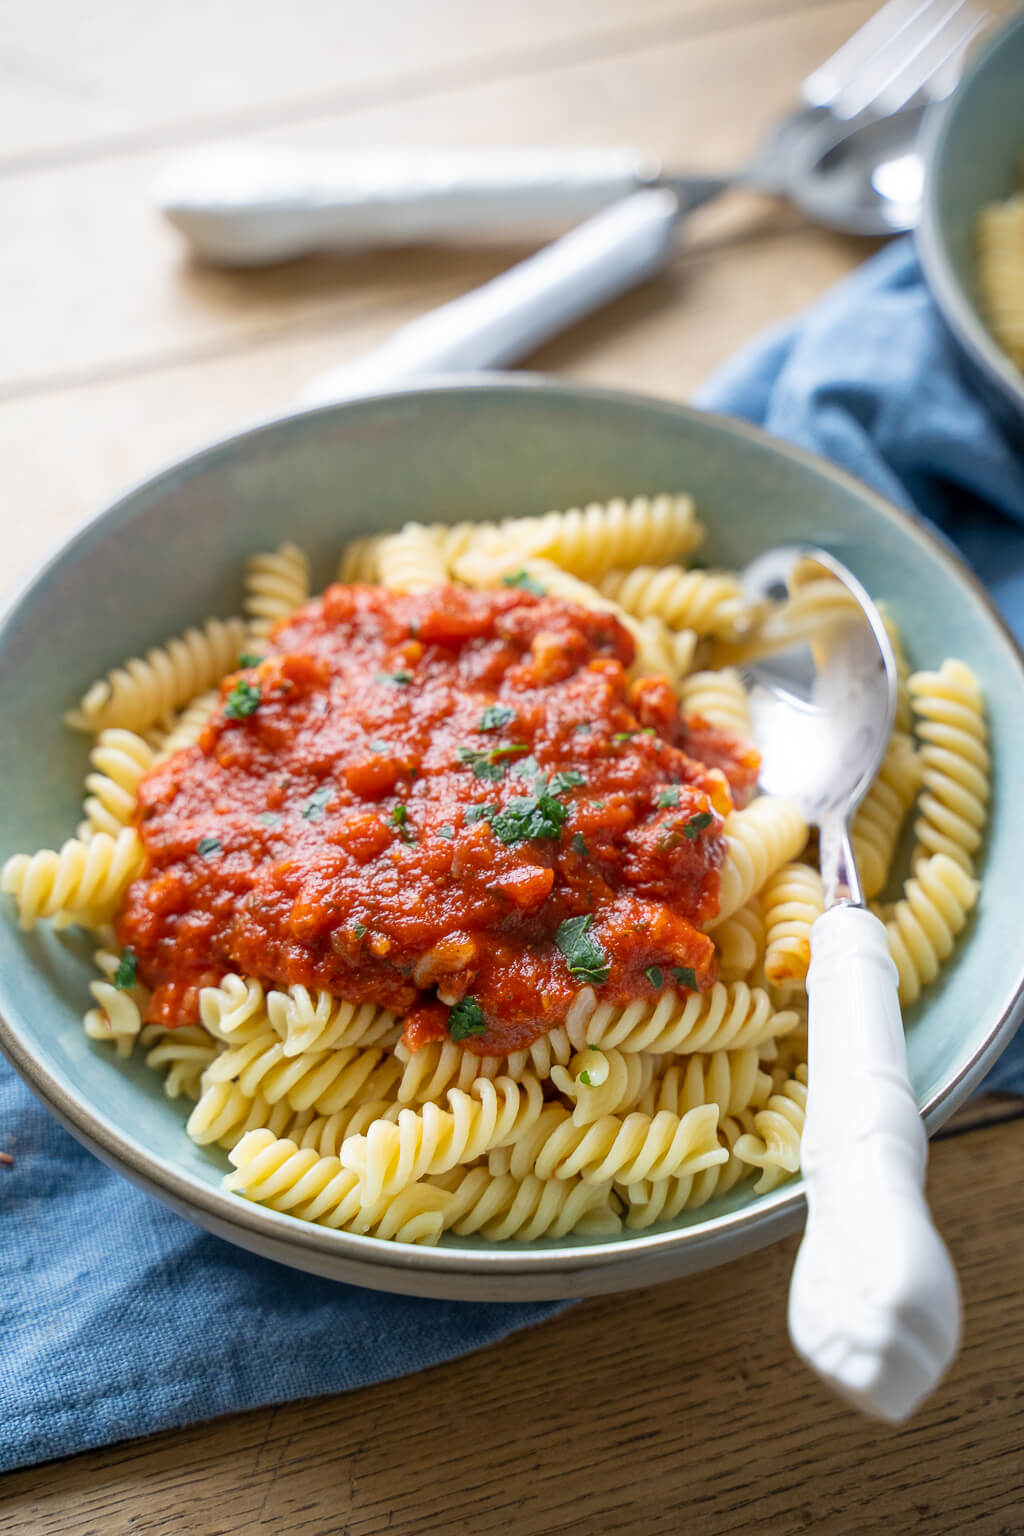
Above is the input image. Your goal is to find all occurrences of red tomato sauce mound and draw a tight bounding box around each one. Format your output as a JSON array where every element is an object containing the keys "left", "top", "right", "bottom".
[{"left": 117, "top": 583, "right": 760, "bottom": 1055}]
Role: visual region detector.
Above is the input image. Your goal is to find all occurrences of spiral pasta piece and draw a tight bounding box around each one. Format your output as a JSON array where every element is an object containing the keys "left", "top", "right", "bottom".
[
  {"left": 498, "top": 494, "right": 702, "bottom": 580},
  {"left": 499, "top": 1099, "right": 726, "bottom": 1187},
  {"left": 338, "top": 535, "right": 383, "bottom": 583},
  {"left": 340, "top": 1076, "right": 545, "bottom": 1203},
  {"left": 761, "top": 863, "right": 825, "bottom": 992},
  {"left": 709, "top": 797, "right": 809, "bottom": 927},
  {"left": 583, "top": 980, "right": 797, "bottom": 1056},
  {"left": 550, "top": 1048, "right": 658, "bottom": 1125},
  {"left": 395, "top": 1041, "right": 504, "bottom": 1103},
  {"left": 83, "top": 939, "right": 151, "bottom": 1058},
  {"left": 680, "top": 667, "right": 752, "bottom": 737},
  {"left": 225, "top": 1130, "right": 451, "bottom": 1243},
  {"left": 186, "top": 1080, "right": 315, "bottom": 1148},
  {"left": 265, "top": 986, "right": 399, "bottom": 1057},
  {"left": 733, "top": 1065, "right": 808, "bottom": 1193},
  {"left": 199, "top": 974, "right": 268, "bottom": 1040},
  {"left": 78, "top": 729, "right": 155, "bottom": 838},
  {"left": 141, "top": 1024, "right": 221, "bottom": 1101},
  {"left": 599, "top": 565, "right": 748, "bottom": 640},
  {"left": 850, "top": 730, "right": 921, "bottom": 899},
  {"left": 152, "top": 688, "right": 220, "bottom": 761},
  {"left": 883, "top": 852, "right": 980, "bottom": 1006},
  {"left": 244, "top": 542, "right": 311, "bottom": 640},
  {"left": 65, "top": 616, "right": 247, "bottom": 734},
  {"left": 636, "top": 1048, "right": 773, "bottom": 1121},
  {"left": 377, "top": 523, "right": 449, "bottom": 592},
  {"left": 977, "top": 193, "right": 1024, "bottom": 370},
  {"left": 2, "top": 827, "right": 143, "bottom": 931},
  {"left": 908, "top": 659, "right": 989, "bottom": 874},
  {"left": 713, "top": 898, "right": 765, "bottom": 984},
  {"left": 204, "top": 1029, "right": 401, "bottom": 1115},
  {"left": 619, "top": 1109, "right": 758, "bottom": 1228},
  {"left": 432, "top": 1166, "right": 622, "bottom": 1240}
]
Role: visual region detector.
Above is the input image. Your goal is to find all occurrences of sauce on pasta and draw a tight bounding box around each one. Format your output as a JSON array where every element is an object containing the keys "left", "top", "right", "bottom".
[{"left": 119, "top": 584, "right": 754, "bottom": 1053}]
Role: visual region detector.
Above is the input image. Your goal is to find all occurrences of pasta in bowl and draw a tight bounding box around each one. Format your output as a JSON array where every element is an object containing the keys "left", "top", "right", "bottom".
[{"left": 0, "top": 378, "right": 1020, "bottom": 1297}]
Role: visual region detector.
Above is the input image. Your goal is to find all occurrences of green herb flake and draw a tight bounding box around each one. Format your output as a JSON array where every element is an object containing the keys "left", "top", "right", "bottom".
[
  {"left": 224, "top": 678, "right": 261, "bottom": 720},
  {"left": 367, "top": 740, "right": 389, "bottom": 754},
  {"left": 645, "top": 965, "right": 664, "bottom": 988},
  {"left": 657, "top": 786, "right": 681, "bottom": 809},
  {"left": 555, "top": 915, "right": 610, "bottom": 986},
  {"left": 612, "top": 731, "right": 635, "bottom": 745},
  {"left": 390, "top": 804, "right": 408, "bottom": 826},
  {"left": 510, "top": 754, "right": 542, "bottom": 783},
  {"left": 489, "top": 743, "right": 531, "bottom": 761},
  {"left": 502, "top": 568, "right": 546, "bottom": 596},
  {"left": 448, "top": 996, "right": 487, "bottom": 1042},
  {"left": 571, "top": 832, "right": 589, "bottom": 857},
  {"left": 684, "top": 811, "right": 714, "bottom": 839},
  {"left": 196, "top": 835, "right": 222, "bottom": 858},
  {"left": 588, "top": 1043, "right": 601, "bottom": 1052},
  {"left": 593, "top": 799, "right": 606, "bottom": 810},
  {"left": 465, "top": 803, "right": 498, "bottom": 825},
  {"left": 672, "top": 965, "right": 698, "bottom": 991},
  {"left": 113, "top": 948, "right": 137, "bottom": 991},
  {"left": 479, "top": 704, "right": 516, "bottom": 732},
  {"left": 301, "top": 785, "right": 333, "bottom": 822},
  {"left": 491, "top": 792, "right": 569, "bottom": 846},
  {"left": 574, "top": 722, "right": 592, "bottom": 735},
  {"left": 237, "top": 652, "right": 264, "bottom": 670},
  {"left": 457, "top": 748, "right": 505, "bottom": 783},
  {"left": 375, "top": 670, "right": 414, "bottom": 687},
  {"left": 578, "top": 1070, "right": 593, "bottom": 1088},
  {"left": 352, "top": 920, "right": 367, "bottom": 939},
  {"left": 436, "top": 823, "right": 455, "bottom": 840},
  {"left": 257, "top": 811, "right": 281, "bottom": 828},
  {"left": 549, "top": 769, "right": 585, "bottom": 796}
]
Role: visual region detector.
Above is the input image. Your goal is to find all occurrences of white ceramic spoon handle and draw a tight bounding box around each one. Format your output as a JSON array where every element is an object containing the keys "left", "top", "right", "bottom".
[
  {"left": 299, "top": 189, "right": 681, "bottom": 406},
  {"left": 157, "top": 144, "right": 660, "bottom": 265},
  {"left": 790, "top": 904, "right": 961, "bottom": 1423}
]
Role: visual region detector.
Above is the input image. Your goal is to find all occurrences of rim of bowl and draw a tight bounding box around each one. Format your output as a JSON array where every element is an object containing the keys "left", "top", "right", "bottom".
[
  {"left": 917, "top": 6, "right": 1024, "bottom": 422},
  {"left": 2, "top": 372, "right": 1023, "bottom": 1286}
]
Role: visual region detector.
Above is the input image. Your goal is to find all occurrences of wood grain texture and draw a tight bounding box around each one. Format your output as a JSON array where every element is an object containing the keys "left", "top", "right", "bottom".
[{"left": 1, "top": 1115, "right": 1022, "bottom": 1535}]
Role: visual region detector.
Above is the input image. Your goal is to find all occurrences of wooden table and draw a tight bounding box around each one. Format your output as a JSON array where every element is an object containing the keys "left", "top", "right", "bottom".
[{"left": 2, "top": 2, "right": 1023, "bottom": 1530}]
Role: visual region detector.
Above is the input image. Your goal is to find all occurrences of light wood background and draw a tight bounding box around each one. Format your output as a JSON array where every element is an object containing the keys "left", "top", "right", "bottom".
[{"left": 2, "top": 1, "right": 1023, "bottom": 1531}]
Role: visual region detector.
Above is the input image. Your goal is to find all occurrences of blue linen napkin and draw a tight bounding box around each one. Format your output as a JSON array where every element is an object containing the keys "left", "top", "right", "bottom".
[{"left": 3, "top": 236, "right": 1023, "bottom": 1476}]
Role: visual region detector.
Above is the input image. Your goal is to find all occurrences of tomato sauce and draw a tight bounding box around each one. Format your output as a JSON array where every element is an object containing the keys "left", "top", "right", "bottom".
[{"left": 118, "top": 584, "right": 759, "bottom": 1055}]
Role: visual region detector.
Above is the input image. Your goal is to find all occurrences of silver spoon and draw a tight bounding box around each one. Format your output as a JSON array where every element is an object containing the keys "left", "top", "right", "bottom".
[{"left": 739, "top": 545, "right": 960, "bottom": 1422}]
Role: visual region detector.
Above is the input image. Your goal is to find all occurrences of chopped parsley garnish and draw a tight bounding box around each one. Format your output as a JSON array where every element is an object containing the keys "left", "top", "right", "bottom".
[
  {"left": 352, "top": 920, "right": 367, "bottom": 939},
  {"left": 549, "top": 769, "right": 585, "bottom": 795},
  {"left": 645, "top": 965, "right": 664, "bottom": 988},
  {"left": 113, "top": 948, "right": 137, "bottom": 990},
  {"left": 612, "top": 731, "right": 635, "bottom": 745},
  {"left": 237, "top": 652, "right": 263, "bottom": 670},
  {"left": 571, "top": 832, "right": 589, "bottom": 857},
  {"left": 257, "top": 812, "right": 281, "bottom": 828},
  {"left": 502, "top": 568, "right": 546, "bottom": 596},
  {"left": 196, "top": 835, "right": 222, "bottom": 858},
  {"left": 457, "top": 748, "right": 505, "bottom": 783},
  {"left": 375, "top": 670, "right": 413, "bottom": 686},
  {"left": 657, "top": 786, "right": 681, "bottom": 809},
  {"left": 436, "top": 823, "right": 455, "bottom": 840},
  {"left": 574, "top": 722, "right": 592, "bottom": 734},
  {"left": 224, "top": 678, "right": 261, "bottom": 719},
  {"left": 672, "top": 965, "right": 698, "bottom": 991},
  {"left": 390, "top": 804, "right": 415, "bottom": 842},
  {"left": 465, "top": 802, "right": 499, "bottom": 824},
  {"left": 367, "top": 740, "right": 389, "bottom": 754},
  {"left": 448, "top": 996, "right": 487, "bottom": 1041},
  {"left": 489, "top": 744, "right": 531, "bottom": 761},
  {"left": 510, "top": 754, "right": 542, "bottom": 783},
  {"left": 301, "top": 785, "right": 332, "bottom": 822},
  {"left": 555, "top": 915, "right": 610, "bottom": 986},
  {"left": 579, "top": 1070, "right": 593, "bottom": 1087},
  {"left": 479, "top": 704, "right": 517, "bottom": 732},
  {"left": 491, "top": 791, "right": 568, "bottom": 846},
  {"left": 593, "top": 799, "right": 606, "bottom": 810},
  {"left": 684, "top": 811, "right": 714, "bottom": 839}
]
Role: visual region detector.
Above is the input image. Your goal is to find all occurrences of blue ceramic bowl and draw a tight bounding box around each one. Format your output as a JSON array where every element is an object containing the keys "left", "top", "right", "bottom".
[
  {"left": 1, "top": 378, "right": 1022, "bottom": 1299},
  {"left": 919, "top": 7, "right": 1024, "bottom": 434}
]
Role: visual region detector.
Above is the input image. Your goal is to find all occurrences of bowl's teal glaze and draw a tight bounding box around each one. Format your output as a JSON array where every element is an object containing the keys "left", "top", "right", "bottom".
[
  {"left": 2, "top": 378, "right": 1022, "bottom": 1299},
  {"left": 919, "top": 8, "right": 1024, "bottom": 430}
]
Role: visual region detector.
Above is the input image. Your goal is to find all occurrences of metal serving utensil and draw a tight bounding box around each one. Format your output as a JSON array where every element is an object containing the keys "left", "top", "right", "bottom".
[{"left": 739, "top": 545, "right": 960, "bottom": 1423}]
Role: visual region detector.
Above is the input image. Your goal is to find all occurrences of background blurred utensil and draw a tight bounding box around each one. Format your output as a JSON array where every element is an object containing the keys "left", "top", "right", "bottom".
[
  {"left": 160, "top": 0, "right": 984, "bottom": 263},
  {"left": 740, "top": 546, "right": 961, "bottom": 1423}
]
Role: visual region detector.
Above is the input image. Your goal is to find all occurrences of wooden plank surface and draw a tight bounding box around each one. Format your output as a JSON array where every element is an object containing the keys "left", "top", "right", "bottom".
[
  {"left": 3, "top": 0, "right": 1023, "bottom": 1529},
  {"left": 2, "top": 1115, "right": 1022, "bottom": 1535}
]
